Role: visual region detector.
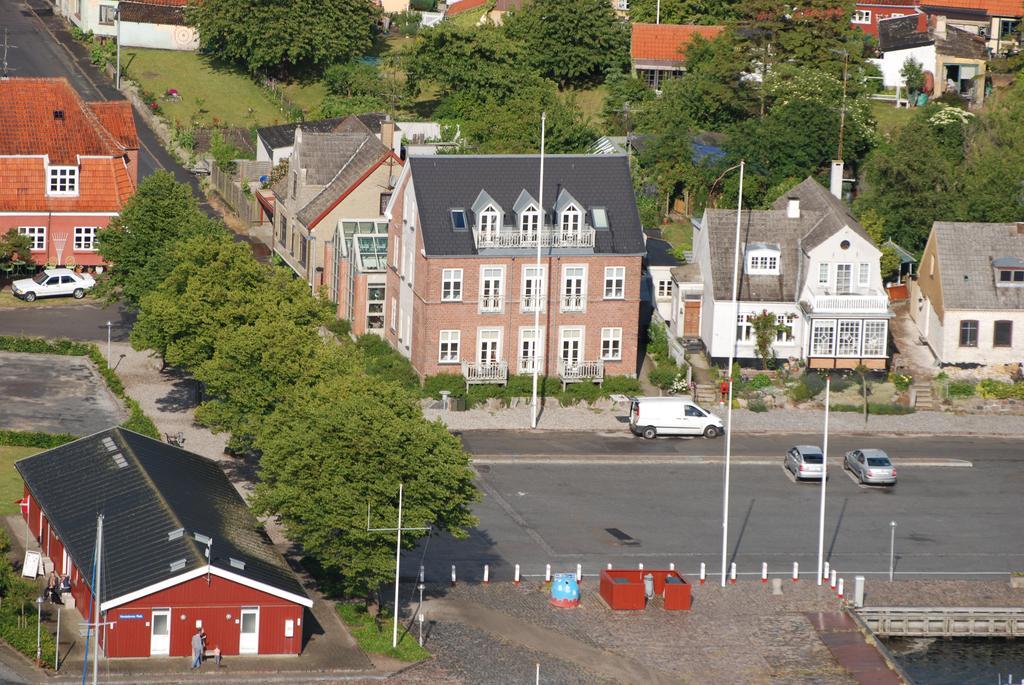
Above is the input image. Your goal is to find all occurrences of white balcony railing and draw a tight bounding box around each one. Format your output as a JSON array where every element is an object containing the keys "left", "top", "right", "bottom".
[
  {"left": 518, "top": 356, "right": 543, "bottom": 375},
  {"left": 561, "top": 294, "right": 585, "bottom": 312},
  {"left": 522, "top": 295, "right": 543, "bottom": 312},
  {"left": 480, "top": 295, "right": 502, "bottom": 313},
  {"left": 558, "top": 359, "right": 604, "bottom": 385},
  {"left": 475, "top": 227, "right": 596, "bottom": 250},
  {"left": 462, "top": 360, "right": 508, "bottom": 385},
  {"left": 808, "top": 290, "right": 890, "bottom": 314}
]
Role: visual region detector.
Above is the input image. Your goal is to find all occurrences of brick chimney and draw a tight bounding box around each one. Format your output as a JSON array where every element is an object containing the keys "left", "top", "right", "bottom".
[
  {"left": 381, "top": 118, "right": 396, "bottom": 153},
  {"left": 787, "top": 197, "right": 800, "bottom": 219}
]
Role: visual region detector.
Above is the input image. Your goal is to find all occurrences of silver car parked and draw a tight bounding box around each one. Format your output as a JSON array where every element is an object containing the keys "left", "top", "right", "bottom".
[
  {"left": 784, "top": 445, "right": 825, "bottom": 481},
  {"left": 844, "top": 449, "right": 897, "bottom": 485}
]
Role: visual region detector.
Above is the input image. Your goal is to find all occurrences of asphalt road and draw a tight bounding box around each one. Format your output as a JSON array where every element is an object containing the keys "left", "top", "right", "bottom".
[
  {"left": 0, "top": 301, "right": 133, "bottom": 340},
  {"left": 6, "top": 0, "right": 214, "bottom": 214},
  {"left": 460, "top": 430, "right": 1023, "bottom": 462},
  {"left": 412, "top": 455, "right": 1024, "bottom": 583}
]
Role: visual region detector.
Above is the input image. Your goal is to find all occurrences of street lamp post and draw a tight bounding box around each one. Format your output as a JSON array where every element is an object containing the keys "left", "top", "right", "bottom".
[
  {"left": 305, "top": 236, "right": 316, "bottom": 296},
  {"left": 816, "top": 378, "right": 832, "bottom": 586},
  {"left": 106, "top": 321, "right": 112, "bottom": 365},
  {"left": 115, "top": 8, "right": 121, "bottom": 90},
  {"left": 889, "top": 520, "right": 897, "bottom": 582}
]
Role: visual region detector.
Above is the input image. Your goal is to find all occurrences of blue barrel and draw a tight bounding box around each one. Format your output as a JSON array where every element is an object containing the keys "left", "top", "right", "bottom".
[{"left": 550, "top": 572, "right": 580, "bottom": 608}]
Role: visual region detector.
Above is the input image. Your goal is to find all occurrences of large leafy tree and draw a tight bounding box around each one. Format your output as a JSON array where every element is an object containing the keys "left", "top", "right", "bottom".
[
  {"left": 96, "top": 171, "right": 222, "bottom": 308},
  {"left": 503, "top": 0, "right": 629, "bottom": 87},
  {"left": 626, "top": 0, "right": 742, "bottom": 24},
  {"left": 252, "top": 372, "right": 478, "bottom": 600},
  {"left": 187, "top": 0, "right": 378, "bottom": 76},
  {"left": 601, "top": 71, "right": 655, "bottom": 135}
]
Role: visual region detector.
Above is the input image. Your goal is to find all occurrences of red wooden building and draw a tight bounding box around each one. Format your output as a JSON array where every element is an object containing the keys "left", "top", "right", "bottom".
[
  {"left": 0, "top": 78, "right": 138, "bottom": 271},
  {"left": 16, "top": 428, "right": 313, "bottom": 658}
]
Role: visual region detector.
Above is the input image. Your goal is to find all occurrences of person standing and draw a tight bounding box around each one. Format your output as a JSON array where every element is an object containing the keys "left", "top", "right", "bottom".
[{"left": 190, "top": 628, "right": 204, "bottom": 670}]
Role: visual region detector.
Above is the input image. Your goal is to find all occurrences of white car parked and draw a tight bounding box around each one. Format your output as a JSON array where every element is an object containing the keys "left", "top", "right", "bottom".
[{"left": 11, "top": 269, "right": 95, "bottom": 302}]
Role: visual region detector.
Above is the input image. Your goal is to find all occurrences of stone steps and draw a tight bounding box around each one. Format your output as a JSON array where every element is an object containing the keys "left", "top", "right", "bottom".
[{"left": 911, "top": 383, "right": 934, "bottom": 411}]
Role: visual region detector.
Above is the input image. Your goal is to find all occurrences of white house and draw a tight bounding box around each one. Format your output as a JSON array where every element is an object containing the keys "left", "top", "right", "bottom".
[
  {"left": 55, "top": 0, "right": 199, "bottom": 51},
  {"left": 676, "top": 177, "right": 892, "bottom": 369},
  {"left": 909, "top": 221, "right": 1024, "bottom": 365}
]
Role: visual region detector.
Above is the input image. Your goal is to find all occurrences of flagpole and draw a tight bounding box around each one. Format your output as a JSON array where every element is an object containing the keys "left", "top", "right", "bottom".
[
  {"left": 530, "top": 113, "right": 546, "bottom": 429},
  {"left": 817, "top": 378, "right": 831, "bottom": 585},
  {"left": 721, "top": 160, "right": 744, "bottom": 587}
]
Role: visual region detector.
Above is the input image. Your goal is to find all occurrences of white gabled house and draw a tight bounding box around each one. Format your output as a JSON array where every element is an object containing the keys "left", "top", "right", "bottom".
[{"left": 675, "top": 177, "right": 892, "bottom": 369}]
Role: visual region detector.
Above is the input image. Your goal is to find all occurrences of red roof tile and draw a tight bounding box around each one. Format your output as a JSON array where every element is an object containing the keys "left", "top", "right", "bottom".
[
  {"left": 924, "top": 0, "right": 1023, "bottom": 15},
  {"left": 447, "top": 0, "right": 488, "bottom": 15},
  {"left": 630, "top": 23, "right": 724, "bottom": 63},
  {"left": 88, "top": 102, "right": 139, "bottom": 150}
]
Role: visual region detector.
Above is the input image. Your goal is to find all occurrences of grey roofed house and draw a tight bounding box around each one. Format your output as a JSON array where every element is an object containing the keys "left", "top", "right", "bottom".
[
  {"left": 705, "top": 177, "right": 872, "bottom": 302},
  {"left": 256, "top": 113, "right": 387, "bottom": 159},
  {"left": 406, "top": 154, "right": 646, "bottom": 257},
  {"left": 878, "top": 14, "right": 933, "bottom": 52},
  {"left": 931, "top": 222, "right": 1024, "bottom": 310},
  {"left": 15, "top": 427, "right": 311, "bottom": 607},
  {"left": 272, "top": 128, "right": 392, "bottom": 228}
]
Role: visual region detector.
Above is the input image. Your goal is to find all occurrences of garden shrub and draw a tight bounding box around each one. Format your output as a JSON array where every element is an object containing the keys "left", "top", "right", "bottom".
[
  {"left": 747, "top": 398, "right": 768, "bottom": 412},
  {"left": 749, "top": 373, "right": 773, "bottom": 390},
  {"left": 977, "top": 379, "right": 1024, "bottom": 400},
  {"left": 355, "top": 335, "right": 419, "bottom": 390},
  {"left": 946, "top": 381, "right": 976, "bottom": 399},
  {"left": 558, "top": 382, "right": 604, "bottom": 406},
  {"left": 647, "top": 323, "right": 669, "bottom": 362},
  {"left": 830, "top": 403, "right": 915, "bottom": 415},
  {"left": 789, "top": 371, "right": 826, "bottom": 402},
  {"left": 649, "top": 362, "right": 682, "bottom": 390},
  {"left": 422, "top": 373, "right": 466, "bottom": 399},
  {"left": 0, "top": 430, "right": 76, "bottom": 448},
  {"left": 603, "top": 376, "right": 642, "bottom": 396},
  {"left": 888, "top": 373, "right": 912, "bottom": 391},
  {"left": 326, "top": 318, "right": 352, "bottom": 338},
  {"left": 393, "top": 10, "right": 421, "bottom": 35},
  {"left": 466, "top": 383, "right": 506, "bottom": 408}
]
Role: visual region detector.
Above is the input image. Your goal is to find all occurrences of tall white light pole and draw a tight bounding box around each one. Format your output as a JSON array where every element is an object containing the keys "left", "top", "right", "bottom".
[
  {"left": 530, "top": 113, "right": 547, "bottom": 429},
  {"left": 889, "top": 520, "right": 897, "bottom": 582},
  {"left": 816, "top": 377, "right": 831, "bottom": 585},
  {"left": 115, "top": 8, "right": 121, "bottom": 90},
  {"left": 720, "top": 160, "right": 744, "bottom": 587},
  {"left": 106, "top": 321, "right": 112, "bottom": 365},
  {"left": 656, "top": 0, "right": 661, "bottom": 23}
]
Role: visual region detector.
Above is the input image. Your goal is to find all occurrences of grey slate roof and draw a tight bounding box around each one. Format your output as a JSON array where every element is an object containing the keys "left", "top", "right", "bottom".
[
  {"left": 256, "top": 113, "right": 385, "bottom": 152},
  {"left": 707, "top": 177, "right": 872, "bottom": 302},
  {"left": 16, "top": 428, "right": 308, "bottom": 605},
  {"left": 407, "top": 155, "right": 646, "bottom": 257},
  {"left": 878, "top": 15, "right": 933, "bottom": 52},
  {"left": 932, "top": 222, "right": 1024, "bottom": 310},
  {"left": 935, "top": 25, "right": 989, "bottom": 59}
]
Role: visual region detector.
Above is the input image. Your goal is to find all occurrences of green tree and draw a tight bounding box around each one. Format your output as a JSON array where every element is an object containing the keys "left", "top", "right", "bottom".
[
  {"left": 187, "top": 0, "right": 379, "bottom": 76},
  {"left": 601, "top": 71, "right": 654, "bottom": 135},
  {"left": 750, "top": 310, "right": 785, "bottom": 369},
  {"left": 627, "top": 0, "right": 742, "bottom": 24},
  {"left": 900, "top": 57, "right": 924, "bottom": 94},
  {"left": 859, "top": 208, "right": 902, "bottom": 282},
  {"left": 252, "top": 373, "right": 478, "bottom": 600},
  {"left": 323, "top": 60, "right": 384, "bottom": 98},
  {"left": 504, "top": 0, "right": 629, "bottom": 87},
  {"left": 959, "top": 81, "right": 1024, "bottom": 222},
  {"left": 0, "top": 229, "right": 32, "bottom": 264},
  {"left": 96, "top": 171, "right": 223, "bottom": 307}
]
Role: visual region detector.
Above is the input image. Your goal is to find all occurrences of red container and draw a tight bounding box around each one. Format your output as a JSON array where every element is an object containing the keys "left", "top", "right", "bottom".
[{"left": 599, "top": 569, "right": 691, "bottom": 611}]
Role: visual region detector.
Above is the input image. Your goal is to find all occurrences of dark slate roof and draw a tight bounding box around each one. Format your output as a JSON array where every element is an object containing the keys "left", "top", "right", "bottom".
[
  {"left": 707, "top": 177, "right": 873, "bottom": 302},
  {"left": 407, "top": 155, "right": 646, "bottom": 256},
  {"left": 256, "top": 113, "right": 385, "bottom": 152},
  {"left": 877, "top": 15, "right": 933, "bottom": 51},
  {"left": 16, "top": 428, "right": 308, "bottom": 605},
  {"left": 118, "top": 1, "right": 187, "bottom": 25},
  {"left": 932, "top": 222, "right": 1024, "bottom": 310},
  {"left": 644, "top": 230, "right": 682, "bottom": 267},
  {"left": 935, "top": 25, "right": 989, "bottom": 59}
]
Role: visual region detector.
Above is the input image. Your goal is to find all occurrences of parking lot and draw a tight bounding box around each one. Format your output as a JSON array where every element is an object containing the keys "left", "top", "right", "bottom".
[{"left": 0, "top": 351, "right": 126, "bottom": 435}]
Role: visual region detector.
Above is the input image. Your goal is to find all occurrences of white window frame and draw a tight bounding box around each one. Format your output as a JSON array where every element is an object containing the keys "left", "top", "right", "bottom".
[
  {"left": 478, "top": 206, "right": 500, "bottom": 241},
  {"left": 817, "top": 262, "right": 829, "bottom": 286},
  {"left": 392, "top": 233, "right": 400, "bottom": 269},
  {"left": 601, "top": 327, "right": 622, "bottom": 361},
  {"left": 99, "top": 4, "right": 116, "bottom": 24},
  {"left": 521, "top": 265, "right": 545, "bottom": 312},
  {"left": 746, "top": 250, "right": 780, "bottom": 275},
  {"left": 390, "top": 297, "right": 397, "bottom": 332},
  {"left": 561, "top": 264, "right": 586, "bottom": 312},
  {"left": 19, "top": 226, "right": 46, "bottom": 251},
  {"left": 559, "top": 326, "right": 584, "bottom": 364},
  {"left": 73, "top": 226, "right": 98, "bottom": 251},
  {"left": 862, "top": 320, "right": 888, "bottom": 356},
  {"left": 657, "top": 279, "right": 673, "bottom": 299},
  {"left": 775, "top": 313, "right": 796, "bottom": 343},
  {"left": 441, "top": 268, "right": 463, "bottom": 302},
  {"left": 603, "top": 266, "right": 625, "bottom": 299},
  {"left": 479, "top": 265, "right": 504, "bottom": 313},
  {"left": 366, "top": 284, "right": 385, "bottom": 329},
  {"left": 835, "top": 263, "right": 853, "bottom": 293},
  {"left": 518, "top": 326, "right": 543, "bottom": 374},
  {"left": 836, "top": 319, "right": 862, "bottom": 357},
  {"left": 48, "top": 166, "right": 78, "bottom": 195},
  {"left": 858, "top": 262, "right": 870, "bottom": 288},
  {"left": 560, "top": 205, "right": 582, "bottom": 237},
  {"left": 477, "top": 327, "right": 502, "bottom": 365},
  {"left": 438, "top": 330, "right": 461, "bottom": 364},
  {"left": 852, "top": 9, "right": 871, "bottom": 24},
  {"left": 519, "top": 205, "right": 540, "bottom": 240},
  {"left": 811, "top": 319, "right": 836, "bottom": 357},
  {"left": 736, "top": 313, "right": 752, "bottom": 342}
]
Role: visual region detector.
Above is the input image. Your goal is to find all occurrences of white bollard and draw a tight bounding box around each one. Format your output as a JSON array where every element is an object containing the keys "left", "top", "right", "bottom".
[
  {"left": 607, "top": 562, "right": 613, "bottom": 570},
  {"left": 761, "top": 562, "right": 768, "bottom": 584},
  {"left": 837, "top": 578, "right": 845, "bottom": 598},
  {"left": 638, "top": 562, "right": 644, "bottom": 571},
  {"left": 545, "top": 564, "right": 551, "bottom": 582},
  {"left": 699, "top": 562, "right": 706, "bottom": 585},
  {"left": 669, "top": 562, "right": 675, "bottom": 572},
  {"left": 483, "top": 564, "right": 490, "bottom": 584},
  {"left": 514, "top": 564, "right": 521, "bottom": 586},
  {"left": 830, "top": 569, "right": 837, "bottom": 589},
  {"left": 792, "top": 562, "right": 799, "bottom": 582},
  {"left": 729, "top": 562, "right": 737, "bottom": 584},
  {"left": 575, "top": 563, "right": 582, "bottom": 582},
  {"left": 854, "top": 576, "right": 865, "bottom": 608},
  {"left": 823, "top": 561, "right": 830, "bottom": 582},
  {"left": 451, "top": 564, "right": 457, "bottom": 587}
]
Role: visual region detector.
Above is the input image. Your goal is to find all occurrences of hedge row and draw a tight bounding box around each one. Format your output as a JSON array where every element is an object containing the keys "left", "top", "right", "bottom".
[
  {"left": 0, "top": 336, "right": 159, "bottom": 439},
  {"left": 0, "top": 430, "right": 76, "bottom": 449},
  {"left": 830, "top": 403, "right": 916, "bottom": 415},
  {"left": 421, "top": 373, "right": 642, "bottom": 408}
]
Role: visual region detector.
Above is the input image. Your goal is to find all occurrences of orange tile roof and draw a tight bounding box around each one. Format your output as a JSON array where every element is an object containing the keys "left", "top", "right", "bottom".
[
  {"left": 631, "top": 23, "right": 725, "bottom": 63},
  {"left": 88, "top": 102, "right": 139, "bottom": 150},
  {"left": 0, "top": 157, "right": 135, "bottom": 212},
  {"left": 924, "top": 0, "right": 1023, "bottom": 15},
  {"left": 447, "top": 0, "right": 488, "bottom": 15}
]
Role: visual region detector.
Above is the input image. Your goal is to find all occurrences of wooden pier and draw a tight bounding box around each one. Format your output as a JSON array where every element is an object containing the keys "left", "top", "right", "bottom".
[{"left": 858, "top": 607, "right": 1024, "bottom": 637}]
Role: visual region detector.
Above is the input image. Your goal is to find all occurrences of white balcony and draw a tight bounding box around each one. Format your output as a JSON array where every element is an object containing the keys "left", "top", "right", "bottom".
[
  {"left": 558, "top": 359, "right": 604, "bottom": 387},
  {"left": 480, "top": 295, "right": 502, "bottom": 313},
  {"left": 521, "top": 295, "right": 543, "bottom": 312},
  {"left": 518, "top": 356, "right": 543, "bottom": 375},
  {"left": 462, "top": 360, "right": 508, "bottom": 386},
  {"left": 475, "top": 227, "right": 596, "bottom": 250},
  {"left": 807, "top": 288, "right": 890, "bottom": 314},
  {"left": 561, "top": 294, "right": 585, "bottom": 312}
]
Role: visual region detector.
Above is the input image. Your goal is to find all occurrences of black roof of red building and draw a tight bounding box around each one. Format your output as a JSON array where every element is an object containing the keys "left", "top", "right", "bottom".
[{"left": 16, "top": 428, "right": 310, "bottom": 608}]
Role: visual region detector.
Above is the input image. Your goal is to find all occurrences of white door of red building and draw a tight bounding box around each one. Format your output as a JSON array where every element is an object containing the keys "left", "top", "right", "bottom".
[
  {"left": 239, "top": 607, "right": 259, "bottom": 654},
  {"left": 150, "top": 609, "right": 171, "bottom": 656}
]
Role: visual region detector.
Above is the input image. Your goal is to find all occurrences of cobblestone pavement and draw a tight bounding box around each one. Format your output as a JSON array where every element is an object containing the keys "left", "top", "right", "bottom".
[
  {"left": 863, "top": 579, "right": 1024, "bottom": 607},
  {"left": 427, "top": 400, "right": 1024, "bottom": 436},
  {"left": 428, "top": 581, "right": 861, "bottom": 684}
]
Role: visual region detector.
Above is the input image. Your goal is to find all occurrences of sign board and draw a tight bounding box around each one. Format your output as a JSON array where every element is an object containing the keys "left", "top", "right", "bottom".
[
  {"left": 21, "top": 550, "right": 40, "bottom": 578},
  {"left": 119, "top": 613, "right": 145, "bottom": 620},
  {"left": 284, "top": 619, "right": 294, "bottom": 638}
]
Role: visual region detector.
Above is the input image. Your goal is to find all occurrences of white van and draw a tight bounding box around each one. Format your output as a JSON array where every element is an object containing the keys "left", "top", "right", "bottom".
[{"left": 628, "top": 397, "right": 724, "bottom": 439}]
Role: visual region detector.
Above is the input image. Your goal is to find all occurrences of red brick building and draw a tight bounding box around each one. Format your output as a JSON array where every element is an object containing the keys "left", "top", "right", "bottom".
[
  {"left": 383, "top": 155, "right": 646, "bottom": 386},
  {"left": 0, "top": 78, "right": 138, "bottom": 270},
  {"left": 630, "top": 23, "right": 725, "bottom": 90},
  {"left": 17, "top": 428, "right": 312, "bottom": 658}
]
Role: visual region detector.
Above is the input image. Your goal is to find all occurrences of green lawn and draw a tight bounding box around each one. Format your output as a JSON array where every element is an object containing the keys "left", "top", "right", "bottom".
[
  {"left": 336, "top": 603, "right": 429, "bottom": 662},
  {"left": 870, "top": 100, "right": 915, "bottom": 137},
  {"left": 660, "top": 221, "right": 693, "bottom": 252},
  {"left": 121, "top": 49, "right": 323, "bottom": 127},
  {"left": 564, "top": 85, "right": 608, "bottom": 128},
  {"left": 0, "top": 447, "right": 38, "bottom": 516}
]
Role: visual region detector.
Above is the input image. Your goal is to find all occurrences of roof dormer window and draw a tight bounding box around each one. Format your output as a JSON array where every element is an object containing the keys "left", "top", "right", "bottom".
[
  {"left": 450, "top": 209, "right": 467, "bottom": 231},
  {"left": 560, "top": 205, "right": 581, "bottom": 237},
  {"left": 994, "top": 257, "right": 1024, "bottom": 287},
  {"left": 48, "top": 166, "right": 78, "bottom": 195},
  {"left": 478, "top": 205, "right": 500, "bottom": 241},
  {"left": 591, "top": 207, "right": 609, "bottom": 229},
  {"left": 745, "top": 244, "right": 780, "bottom": 275},
  {"left": 519, "top": 205, "right": 539, "bottom": 239}
]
